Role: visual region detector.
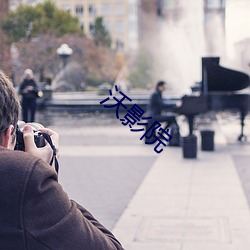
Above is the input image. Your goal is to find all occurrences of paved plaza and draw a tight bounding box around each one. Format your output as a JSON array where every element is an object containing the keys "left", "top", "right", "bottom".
[{"left": 37, "top": 110, "right": 250, "bottom": 250}]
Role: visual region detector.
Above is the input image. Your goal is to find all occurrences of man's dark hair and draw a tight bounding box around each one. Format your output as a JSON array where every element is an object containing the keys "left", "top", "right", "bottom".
[
  {"left": 0, "top": 71, "right": 20, "bottom": 143},
  {"left": 156, "top": 80, "right": 166, "bottom": 90}
]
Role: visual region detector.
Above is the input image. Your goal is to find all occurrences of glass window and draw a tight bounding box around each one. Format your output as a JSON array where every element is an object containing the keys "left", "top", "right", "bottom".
[
  {"left": 80, "top": 22, "right": 84, "bottom": 32},
  {"left": 89, "top": 22, "right": 95, "bottom": 33},
  {"left": 102, "top": 3, "right": 111, "bottom": 16},
  {"left": 115, "top": 20, "right": 124, "bottom": 33},
  {"left": 116, "top": 39, "right": 124, "bottom": 50},
  {"left": 76, "top": 5, "right": 84, "bottom": 16},
  {"left": 103, "top": 20, "right": 112, "bottom": 32},
  {"left": 115, "top": 3, "right": 125, "bottom": 16},
  {"left": 89, "top": 4, "right": 96, "bottom": 17},
  {"left": 64, "top": 5, "right": 71, "bottom": 13}
]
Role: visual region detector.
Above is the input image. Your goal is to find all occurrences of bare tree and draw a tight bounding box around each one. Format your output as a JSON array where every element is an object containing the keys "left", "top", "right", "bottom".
[{"left": 14, "top": 33, "right": 121, "bottom": 90}]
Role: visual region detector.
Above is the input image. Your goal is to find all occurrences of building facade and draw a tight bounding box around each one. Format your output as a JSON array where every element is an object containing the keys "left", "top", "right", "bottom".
[
  {"left": 0, "top": 0, "right": 12, "bottom": 76},
  {"left": 137, "top": 0, "right": 157, "bottom": 42},
  {"left": 9, "top": 0, "right": 139, "bottom": 51},
  {"left": 9, "top": 0, "right": 44, "bottom": 10},
  {"left": 51, "top": 0, "right": 138, "bottom": 51},
  {"left": 139, "top": 0, "right": 228, "bottom": 55}
]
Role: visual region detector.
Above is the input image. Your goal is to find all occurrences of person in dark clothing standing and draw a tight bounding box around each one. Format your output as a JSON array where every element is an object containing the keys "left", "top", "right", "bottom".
[
  {"left": 19, "top": 69, "right": 39, "bottom": 123},
  {"left": 147, "top": 81, "right": 180, "bottom": 146}
]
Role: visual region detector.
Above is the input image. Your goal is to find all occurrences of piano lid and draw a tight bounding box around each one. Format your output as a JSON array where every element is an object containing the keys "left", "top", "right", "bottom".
[{"left": 201, "top": 57, "right": 250, "bottom": 92}]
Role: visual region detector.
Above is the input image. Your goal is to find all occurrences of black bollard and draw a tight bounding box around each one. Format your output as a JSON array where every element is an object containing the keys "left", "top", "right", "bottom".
[
  {"left": 182, "top": 135, "right": 197, "bottom": 159},
  {"left": 200, "top": 130, "right": 215, "bottom": 151}
]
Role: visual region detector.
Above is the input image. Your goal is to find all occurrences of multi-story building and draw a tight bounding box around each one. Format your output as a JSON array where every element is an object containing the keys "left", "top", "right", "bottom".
[
  {"left": 10, "top": 0, "right": 138, "bottom": 51},
  {"left": 51, "top": 0, "right": 138, "bottom": 51},
  {"left": 137, "top": 0, "right": 157, "bottom": 43},
  {"left": 139, "top": 0, "right": 227, "bottom": 55}
]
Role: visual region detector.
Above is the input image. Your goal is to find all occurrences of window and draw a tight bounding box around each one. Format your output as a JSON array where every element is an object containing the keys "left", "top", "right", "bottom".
[
  {"left": 64, "top": 5, "right": 71, "bottom": 13},
  {"left": 80, "top": 22, "right": 84, "bottom": 32},
  {"left": 76, "top": 5, "right": 84, "bottom": 16},
  {"left": 89, "top": 4, "right": 96, "bottom": 17},
  {"left": 102, "top": 3, "right": 111, "bottom": 16},
  {"left": 114, "top": 3, "right": 125, "bottom": 16},
  {"left": 89, "top": 22, "right": 95, "bottom": 33},
  {"left": 116, "top": 39, "right": 124, "bottom": 50},
  {"left": 103, "top": 20, "right": 112, "bottom": 32},
  {"left": 115, "top": 20, "right": 124, "bottom": 33}
]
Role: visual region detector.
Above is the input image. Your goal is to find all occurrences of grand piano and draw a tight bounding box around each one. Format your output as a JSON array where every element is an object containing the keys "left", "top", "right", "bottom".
[{"left": 175, "top": 57, "right": 250, "bottom": 141}]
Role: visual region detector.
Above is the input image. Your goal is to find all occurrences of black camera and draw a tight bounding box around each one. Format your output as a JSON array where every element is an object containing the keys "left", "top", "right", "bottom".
[{"left": 14, "top": 122, "right": 46, "bottom": 151}]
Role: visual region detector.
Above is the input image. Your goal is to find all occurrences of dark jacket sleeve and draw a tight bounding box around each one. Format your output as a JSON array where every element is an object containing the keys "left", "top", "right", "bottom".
[
  {"left": 150, "top": 92, "right": 162, "bottom": 109},
  {"left": 148, "top": 91, "right": 163, "bottom": 116},
  {"left": 19, "top": 79, "right": 38, "bottom": 97},
  {"left": 31, "top": 80, "right": 39, "bottom": 95},
  {"left": 18, "top": 80, "right": 26, "bottom": 94},
  {"left": 23, "top": 159, "right": 124, "bottom": 250},
  {"left": 149, "top": 92, "right": 176, "bottom": 116}
]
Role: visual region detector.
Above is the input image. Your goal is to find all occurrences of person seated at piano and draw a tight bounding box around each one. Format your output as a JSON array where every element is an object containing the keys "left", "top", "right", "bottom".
[{"left": 147, "top": 80, "right": 180, "bottom": 146}]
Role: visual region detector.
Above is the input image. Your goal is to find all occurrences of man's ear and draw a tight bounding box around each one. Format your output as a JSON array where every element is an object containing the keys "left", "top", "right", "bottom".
[{"left": 2, "top": 125, "right": 15, "bottom": 149}]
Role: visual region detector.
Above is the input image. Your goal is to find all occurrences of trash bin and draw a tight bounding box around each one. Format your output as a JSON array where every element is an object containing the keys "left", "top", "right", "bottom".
[
  {"left": 182, "top": 135, "right": 197, "bottom": 159},
  {"left": 200, "top": 130, "right": 214, "bottom": 151}
]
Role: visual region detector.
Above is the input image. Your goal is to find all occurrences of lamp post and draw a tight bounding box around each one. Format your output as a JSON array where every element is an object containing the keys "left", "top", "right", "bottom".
[{"left": 56, "top": 43, "right": 73, "bottom": 68}]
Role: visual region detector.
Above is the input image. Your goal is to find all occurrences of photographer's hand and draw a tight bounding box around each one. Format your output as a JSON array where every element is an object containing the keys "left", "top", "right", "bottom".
[{"left": 23, "top": 125, "right": 59, "bottom": 165}]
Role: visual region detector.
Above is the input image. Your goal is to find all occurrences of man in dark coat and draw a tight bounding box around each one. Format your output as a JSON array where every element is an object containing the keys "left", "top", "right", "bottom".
[
  {"left": 148, "top": 80, "right": 179, "bottom": 129},
  {"left": 0, "top": 70, "right": 124, "bottom": 249},
  {"left": 19, "top": 69, "right": 39, "bottom": 123}
]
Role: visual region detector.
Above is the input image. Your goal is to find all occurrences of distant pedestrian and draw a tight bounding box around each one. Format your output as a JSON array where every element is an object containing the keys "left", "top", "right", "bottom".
[{"left": 19, "top": 69, "right": 39, "bottom": 122}]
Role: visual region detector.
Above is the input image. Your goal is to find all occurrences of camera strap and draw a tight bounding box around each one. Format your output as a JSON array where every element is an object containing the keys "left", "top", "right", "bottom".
[{"left": 41, "top": 132, "right": 59, "bottom": 174}]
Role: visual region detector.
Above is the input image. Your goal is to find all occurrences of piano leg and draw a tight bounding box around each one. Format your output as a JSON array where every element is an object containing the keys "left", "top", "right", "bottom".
[
  {"left": 185, "top": 109, "right": 247, "bottom": 140},
  {"left": 238, "top": 109, "right": 247, "bottom": 142},
  {"left": 187, "top": 115, "right": 195, "bottom": 135}
]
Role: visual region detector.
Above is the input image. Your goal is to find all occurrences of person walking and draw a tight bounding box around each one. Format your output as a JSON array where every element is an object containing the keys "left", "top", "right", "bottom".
[{"left": 19, "top": 69, "right": 39, "bottom": 122}]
